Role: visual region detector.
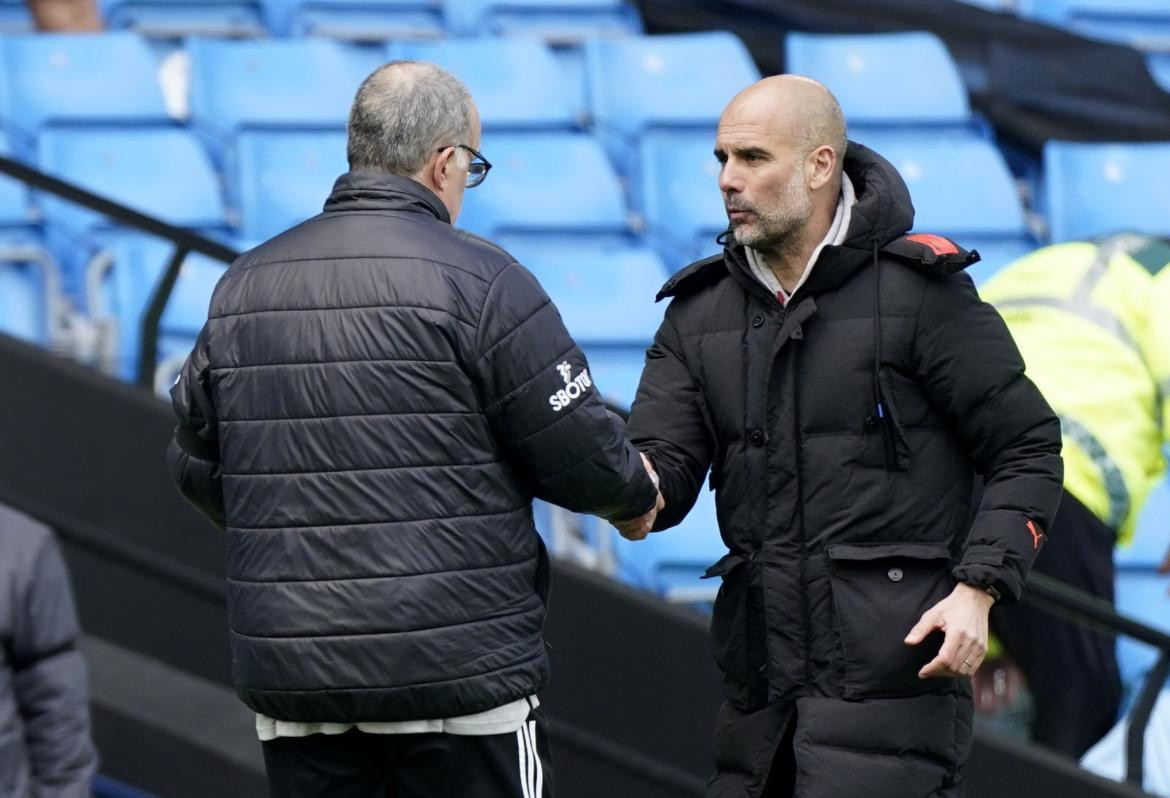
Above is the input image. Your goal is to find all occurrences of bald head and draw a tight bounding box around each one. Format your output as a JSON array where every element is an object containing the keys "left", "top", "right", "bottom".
[{"left": 723, "top": 75, "right": 847, "bottom": 182}]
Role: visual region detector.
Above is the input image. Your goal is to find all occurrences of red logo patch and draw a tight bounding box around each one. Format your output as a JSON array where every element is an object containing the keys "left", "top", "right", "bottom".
[
  {"left": 906, "top": 233, "right": 959, "bottom": 257},
  {"left": 1026, "top": 519, "right": 1045, "bottom": 551}
]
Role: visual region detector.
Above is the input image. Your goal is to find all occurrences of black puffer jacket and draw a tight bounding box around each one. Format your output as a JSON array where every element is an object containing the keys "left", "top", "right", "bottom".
[
  {"left": 628, "top": 143, "right": 1063, "bottom": 797},
  {"left": 168, "top": 172, "right": 657, "bottom": 723}
]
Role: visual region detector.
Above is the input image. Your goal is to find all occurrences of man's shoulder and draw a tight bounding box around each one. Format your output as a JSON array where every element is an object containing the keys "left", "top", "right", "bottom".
[
  {"left": 0, "top": 504, "right": 53, "bottom": 574},
  {"left": 657, "top": 252, "right": 731, "bottom": 302}
]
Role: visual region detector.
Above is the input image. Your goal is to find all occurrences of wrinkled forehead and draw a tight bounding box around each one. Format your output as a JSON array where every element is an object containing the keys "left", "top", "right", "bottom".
[{"left": 716, "top": 99, "right": 799, "bottom": 153}]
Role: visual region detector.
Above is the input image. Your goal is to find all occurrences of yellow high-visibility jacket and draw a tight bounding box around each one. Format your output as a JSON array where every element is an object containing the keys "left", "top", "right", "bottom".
[{"left": 979, "top": 234, "right": 1170, "bottom": 543}]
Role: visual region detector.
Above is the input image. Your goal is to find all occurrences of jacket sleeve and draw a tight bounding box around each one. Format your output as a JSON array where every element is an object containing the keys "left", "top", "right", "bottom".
[
  {"left": 913, "top": 274, "right": 1064, "bottom": 602},
  {"left": 12, "top": 534, "right": 98, "bottom": 797},
  {"left": 627, "top": 308, "right": 714, "bottom": 531},
  {"left": 474, "top": 262, "right": 658, "bottom": 521},
  {"left": 167, "top": 325, "right": 226, "bottom": 529},
  {"left": 1147, "top": 269, "right": 1170, "bottom": 442}
]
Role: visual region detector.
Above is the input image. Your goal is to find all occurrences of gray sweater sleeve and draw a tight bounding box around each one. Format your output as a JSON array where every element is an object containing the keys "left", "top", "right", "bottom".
[{"left": 10, "top": 530, "right": 97, "bottom": 797}]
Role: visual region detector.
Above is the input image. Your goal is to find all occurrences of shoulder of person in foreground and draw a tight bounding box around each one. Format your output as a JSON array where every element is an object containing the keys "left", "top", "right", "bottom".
[{"left": 0, "top": 505, "right": 98, "bottom": 793}]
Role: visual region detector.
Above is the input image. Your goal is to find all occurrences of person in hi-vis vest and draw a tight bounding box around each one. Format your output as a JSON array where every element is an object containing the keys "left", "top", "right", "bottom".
[{"left": 978, "top": 232, "right": 1170, "bottom": 757}]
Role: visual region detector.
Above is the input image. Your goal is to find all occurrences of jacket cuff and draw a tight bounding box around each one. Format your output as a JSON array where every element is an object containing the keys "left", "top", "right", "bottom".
[{"left": 952, "top": 509, "right": 1048, "bottom": 603}]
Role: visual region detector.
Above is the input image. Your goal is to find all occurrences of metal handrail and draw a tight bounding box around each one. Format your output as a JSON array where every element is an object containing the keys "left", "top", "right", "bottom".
[
  {"left": 0, "top": 154, "right": 239, "bottom": 388},
  {"left": 1024, "top": 571, "right": 1170, "bottom": 788}
]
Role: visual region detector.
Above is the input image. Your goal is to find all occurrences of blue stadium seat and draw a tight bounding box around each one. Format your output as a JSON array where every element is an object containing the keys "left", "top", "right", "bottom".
[
  {"left": 1043, "top": 141, "right": 1170, "bottom": 242},
  {"left": 1018, "top": 0, "right": 1170, "bottom": 50},
  {"left": 36, "top": 127, "right": 226, "bottom": 301},
  {"left": 1115, "top": 477, "right": 1170, "bottom": 699},
  {"left": 1150, "top": 53, "right": 1170, "bottom": 93},
  {"left": 0, "top": 137, "right": 58, "bottom": 346},
  {"left": 387, "top": 39, "right": 577, "bottom": 130},
  {"left": 88, "top": 234, "right": 227, "bottom": 381},
  {"left": 0, "top": 262, "right": 46, "bottom": 343},
  {"left": 505, "top": 240, "right": 664, "bottom": 409},
  {"left": 187, "top": 38, "right": 378, "bottom": 159},
  {"left": 445, "top": 0, "right": 641, "bottom": 40},
  {"left": 614, "top": 487, "right": 724, "bottom": 603},
  {"left": 784, "top": 32, "right": 977, "bottom": 132},
  {"left": 0, "top": 0, "right": 31, "bottom": 32},
  {"left": 0, "top": 33, "right": 169, "bottom": 154},
  {"left": 99, "top": 0, "right": 264, "bottom": 37},
  {"left": 233, "top": 130, "right": 348, "bottom": 243},
  {"left": 458, "top": 132, "right": 631, "bottom": 243},
  {"left": 585, "top": 32, "right": 761, "bottom": 179},
  {"left": 856, "top": 130, "right": 1035, "bottom": 270},
  {"left": 638, "top": 127, "right": 725, "bottom": 266},
  {"left": 261, "top": 0, "right": 443, "bottom": 39}
]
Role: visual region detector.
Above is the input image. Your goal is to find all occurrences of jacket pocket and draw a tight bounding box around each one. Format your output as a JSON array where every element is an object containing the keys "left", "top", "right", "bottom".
[
  {"left": 703, "top": 551, "right": 758, "bottom": 706},
  {"left": 826, "top": 542, "right": 953, "bottom": 698}
]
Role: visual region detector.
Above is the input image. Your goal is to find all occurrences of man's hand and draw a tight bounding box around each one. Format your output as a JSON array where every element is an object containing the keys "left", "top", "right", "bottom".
[
  {"left": 613, "top": 453, "right": 664, "bottom": 541},
  {"left": 904, "top": 582, "right": 995, "bottom": 679}
]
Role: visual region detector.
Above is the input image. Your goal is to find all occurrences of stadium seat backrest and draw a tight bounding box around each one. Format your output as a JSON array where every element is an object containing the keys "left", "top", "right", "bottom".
[
  {"left": 857, "top": 130, "right": 1027, "bottom": 235},
  {"left": 613, "top": 487, "right": 724, "bottom": 601},
  {"left": 262, "top": 0, "right": 445, "bottom": 39},
  {"left": 506, "top": 241, "right": 664, "bottom": 342},
  {"left": 1018, "top": 0, "right": 1170, "bottom": 48},
  {"left": 1044, "top": 141, "right": 1170, "bottom": 242},
  {"left": 187, "top": 38, "right": 378, "bottom": 140},
  {"left": 100, "top": 234, "right": 227, "bottom": 378},
  {"left": 585, "top": 32, "right": 759, "bottom": 140},
  {"left": 785, "top": 32, "right": 971, "bottom": 128},
  {"left": 100, "top": 0, "right": 265, "bottom": 39},
  {"left": 37, "top": 127, "right": 225, "bottom": 237},
  {"left": 1019, "top": 0, "right": 1170, "bottom": 22},
  {"left": 0, "top": 138, "right": 29, "bottom": 228},
  {"left": 388, "top": 39, "right": 575, "bottom": 130},
  {"left": 234, "top": 130, "right": 348, "bottom": 242},
  {"left": 0, "top": 262, "right": 43, "bottom": 343},
  {"left": 445, "top": 0, "right": 641, "bottom": 40},
  {"left": 457, "top": 132, "right": 627, "bottom": 238},
  {"left": 638, "top": 126, "right": 724, "bottom": 257},
  {"left": 0, "top": 33, "right": 168, "bottom": 147}
]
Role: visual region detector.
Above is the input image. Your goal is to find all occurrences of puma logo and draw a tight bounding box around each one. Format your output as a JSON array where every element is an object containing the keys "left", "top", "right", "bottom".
[{"left": 1026, "top": 519, "right": 1045, "bottom": 551}]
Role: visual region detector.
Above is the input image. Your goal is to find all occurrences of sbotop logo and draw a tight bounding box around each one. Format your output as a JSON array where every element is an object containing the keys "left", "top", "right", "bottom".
[{"left": 548, "top": 360, "right": 593, "bottom": 412}]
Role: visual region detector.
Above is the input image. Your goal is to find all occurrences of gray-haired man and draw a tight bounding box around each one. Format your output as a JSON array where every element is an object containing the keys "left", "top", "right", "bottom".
[{"left": 167, "top": 61, "right": 660, "bottom": 797}]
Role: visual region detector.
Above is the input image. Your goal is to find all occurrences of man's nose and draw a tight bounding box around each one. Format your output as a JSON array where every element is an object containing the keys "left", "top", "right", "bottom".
[{"left": 718, "top": 165, "right": 741, "bottom": 195}]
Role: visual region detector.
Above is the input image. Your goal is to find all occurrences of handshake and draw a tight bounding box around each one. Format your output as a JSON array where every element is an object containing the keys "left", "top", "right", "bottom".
[{"left": 613, "top": 453, "right": 665, "bottom": 541}]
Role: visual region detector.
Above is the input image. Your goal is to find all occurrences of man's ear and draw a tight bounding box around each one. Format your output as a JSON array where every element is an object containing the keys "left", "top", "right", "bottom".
[
  {"left": 431, "top": 146, "right": 454, "bottom": 192},
  {"left": 808, "top": 144, "right": 836, "bottom": 191}
]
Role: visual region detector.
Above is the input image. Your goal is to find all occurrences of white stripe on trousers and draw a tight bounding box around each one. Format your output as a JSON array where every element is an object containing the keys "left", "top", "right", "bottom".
[
  {"left": 516, "top": 721, "right": 544, "bottom": 797},
  {"left": 528, "top": 720, "right": 544, "bottom": 797},
  {"left": 516, "top": 729, "right": 532, "bottom": 798}
]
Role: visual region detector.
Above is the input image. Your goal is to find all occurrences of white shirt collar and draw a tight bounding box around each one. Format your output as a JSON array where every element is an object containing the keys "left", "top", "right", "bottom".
[{"left": 746, "top": 173, "right": 856, "bottom": 304}]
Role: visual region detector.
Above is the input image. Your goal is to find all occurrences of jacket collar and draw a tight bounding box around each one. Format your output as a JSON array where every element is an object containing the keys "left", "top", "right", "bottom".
[{"left": 323, "top": 171, "right": 451, "bottom": 225}]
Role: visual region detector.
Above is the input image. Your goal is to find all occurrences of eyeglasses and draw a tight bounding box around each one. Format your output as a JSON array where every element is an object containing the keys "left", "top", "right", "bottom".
[{"left": 438, "top": 144, "right": 492, "bottom": 188}]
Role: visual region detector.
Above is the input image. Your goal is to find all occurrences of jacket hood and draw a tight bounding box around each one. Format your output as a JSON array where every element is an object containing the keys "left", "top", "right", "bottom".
[{"left": 324, "top": 171, "right": 451, "bottom": 224}]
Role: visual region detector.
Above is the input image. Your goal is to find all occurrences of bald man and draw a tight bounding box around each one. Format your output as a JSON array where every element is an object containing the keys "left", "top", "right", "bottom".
[{"left": 624, "top": 76, "right": 1063, "bottom": 797}]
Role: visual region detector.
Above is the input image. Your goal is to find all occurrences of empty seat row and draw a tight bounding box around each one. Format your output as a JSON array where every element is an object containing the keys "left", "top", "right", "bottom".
[{"left": 0, "top": 0, "right": 644, "bottom": 40}]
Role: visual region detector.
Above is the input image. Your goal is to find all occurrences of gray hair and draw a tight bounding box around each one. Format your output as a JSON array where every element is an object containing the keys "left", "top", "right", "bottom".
[{"left": 347, "top": 61, "right": 475, "bottom": 176}]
